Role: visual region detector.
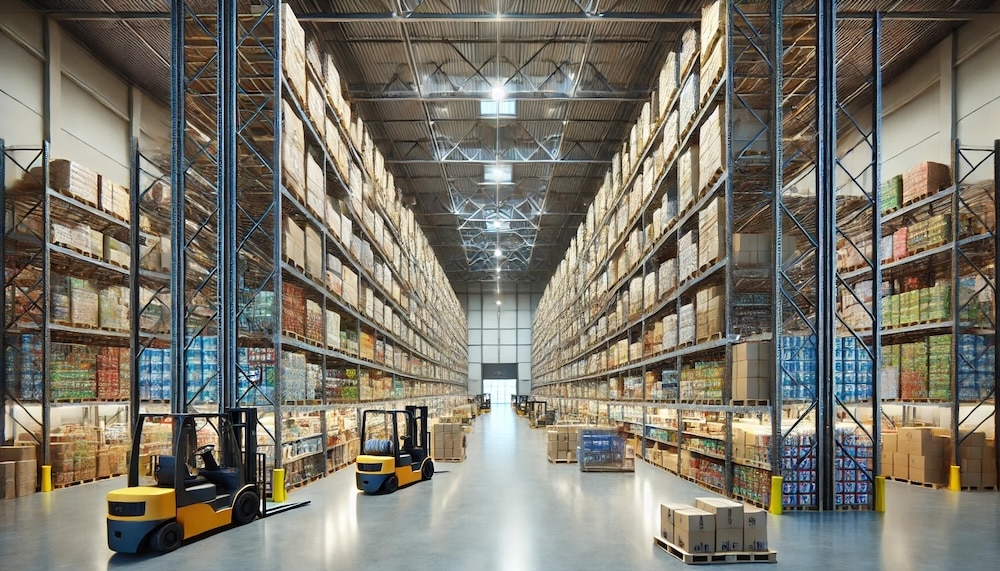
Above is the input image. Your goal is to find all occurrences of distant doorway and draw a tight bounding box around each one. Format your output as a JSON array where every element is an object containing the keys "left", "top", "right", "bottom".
[{"left": 483, "top": 379, "right": 516, "bottom": 404}]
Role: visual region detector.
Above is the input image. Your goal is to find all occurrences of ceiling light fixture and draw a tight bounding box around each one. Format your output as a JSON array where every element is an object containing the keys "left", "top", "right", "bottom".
[
  {"left": 493, "top": 219, "right": 503, "bottom": 229},
  {"left": 491, "top": 84, "right": 506, "bottom": 101},
  {"left": 494, "top": 248, "right": 503, "bottom": 257},
  {"left": 496, "top": 299, "right": 502, "bottom": 305}
]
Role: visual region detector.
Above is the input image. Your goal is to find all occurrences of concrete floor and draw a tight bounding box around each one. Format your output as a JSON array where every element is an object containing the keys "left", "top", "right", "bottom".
[{"left": 2, "top": 405, "right": 999, "bottom": 570}]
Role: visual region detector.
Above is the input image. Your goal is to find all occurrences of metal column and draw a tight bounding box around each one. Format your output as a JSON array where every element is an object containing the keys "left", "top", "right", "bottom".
[{"left": 816, "top": 0, "right": 839, "bottom": 511}]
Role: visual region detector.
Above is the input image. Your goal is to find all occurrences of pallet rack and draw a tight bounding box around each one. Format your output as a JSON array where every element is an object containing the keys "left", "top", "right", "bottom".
[{"left": 532, "top": 1, "right": 997, "bottom": 510}]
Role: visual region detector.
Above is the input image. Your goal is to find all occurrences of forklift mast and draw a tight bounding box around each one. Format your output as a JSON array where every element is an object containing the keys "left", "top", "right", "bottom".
[{"left": 404, "top": 405, "right": 429, "bottom": 451}]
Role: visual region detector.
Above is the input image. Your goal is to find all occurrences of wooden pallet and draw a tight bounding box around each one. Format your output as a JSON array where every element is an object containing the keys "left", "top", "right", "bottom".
[
  {"left": 699, "top": 168, "right": 724, "bottom": 198},
  {"left": 53, "top": 398, "right": 99, "bottom": 403},
  {"left": 892, "top": 477, "right": 946, "bottom": 489},
  {"left": 961, "top": 485, "right": 998, "bottom": 491},
  {"left": 547, "top": 457, "right": 575, "bottom": 464},
  {"left": 54, "top": 186, "right": 99, "bottom": 210},
  {"left": 654, "top": 536, "right": 777, "bottom": 565},
  {"left": 284, "top": 400, "right": 322, "bottom": 406},
  {"left": 434, "top": 457, "right": 466, "bottom": 463},
  {"left": 731, "top": 399, "right": 770, "bottom": 407},
  {"left": 696, "top": 331, "right": 724, "bottom": 344}
]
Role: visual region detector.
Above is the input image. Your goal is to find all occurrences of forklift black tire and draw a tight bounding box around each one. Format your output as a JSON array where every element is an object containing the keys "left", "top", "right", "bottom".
[
  {"left": 233, "top": 490, "right": 260, "bottom": 525},
  {"left": 150, "top": 521, "right": 183, "bottom": 553},
  {"left": 422, "top": 460, "right": 435, "bottom": 481},
  {"left": 383, "top": 475, "right": 398, "bottom": 494}
]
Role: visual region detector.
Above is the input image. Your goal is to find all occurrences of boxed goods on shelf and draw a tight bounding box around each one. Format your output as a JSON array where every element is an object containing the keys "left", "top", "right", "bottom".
[
  {"left": 680, "top": 360, "right": 723, "bottom": 401},
  {"left": 305, "top": 225, "right": 323, "bottom": 278},
  {"left": 42, "top": 160, "right": 99, "bottom": 206},
  {"left": 881, "top": 175, "right": 903, "bottom": 213},
  {"left": 306, "top": 154, "right": 325, "bottom": 217},
  {"left": 679, "top": 303, "right": 696, "bottom": 346},
  {"left": 678, "top": 72, "right": 700, "bottom": 135},
  {"left": 283, "top": 216, "right": 305, "bottom": 267},
  {"left": 696, "top": 285, "right": 724, "bottom": 342},
  {"left": 98, "top": 285, "right": 129, "bottom": 331},
  {"left": 662, "top": 313, "right": 679, "bottom": 350},
  {"left": 700, "top": 36, "right": 725, "bottom": 104},
  {"left": 663, "top": 111, "right": 679, "bottom": 167},
  {"left": 281, "top": 101, "right": 306, "bottom": 200},
  {"left": 305, "top": 299, "right": 323, "bottom": 343},
  {"left": 679, "top": 231, "right": 698, "bottom": 282},
  {"left": 700, "top": 1, "right": 726, "bottom": 59},
  {"left": 732, "top": 342, "right": 773, "bottom": 402},
  {"left": 699, "top": 105, "right": 724, "bottom": 193},
  {"left": 99, "top": 178, "right": 131, "bottom": 221},
  {"left": 678, "top": 27, "right": 700, "bottom": 79},
  {"left": 281, "top": 282, "right": 305, "bottom": 336},
  {"left": 306, "top": 78, "right": 326, "bottom": 138},
  {"left": 281, "top": 4, "right": 308, "bottom": 103},
  {"left": 678, "top": 145, "right": 699, "bottom": 213},
  {"left": 902, "top": 161, "right": 950, "bottom": 204},
  {"left": 733, "top": 234, "right": 771, "bottom": 267},
  {"left": 698, "top": 196, "right": 725, "bottom": 268},
  {"left": 103, "top": 235, "right": 129, "bottom": 268},
  {"left": 69, "top": 277, "right": 99, "bottom": 327},
  {"left": 659, "top": 51, "right": 678, "bottom": 116}
]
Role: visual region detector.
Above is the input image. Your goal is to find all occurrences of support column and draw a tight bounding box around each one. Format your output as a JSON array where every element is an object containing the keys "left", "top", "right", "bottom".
[{"left": 43, "top": 17, "right": 61, "bottom": 147}]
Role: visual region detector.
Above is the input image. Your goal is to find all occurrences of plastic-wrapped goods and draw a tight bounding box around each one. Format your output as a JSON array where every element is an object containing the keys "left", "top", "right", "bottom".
[
  {"left": 700, "top": 36, "right": 726, "bottom": 104},
  {"left": 283, "top": 216, "right": 305, "bottom": 268},
  {"left": 305, "top": 224, "right": 323, "bottom": 278},
  {"left": 662, "top": 313, "right": 679, "bottom": 350},
  {"left": 98, "top": 286, "right": 129, "bottom": 331},
  {"left": 663, "top": 110, "right": 679, "bottom": 169},
  {"left": 69, "top": 278, "right": 99, "bottom": 328}
]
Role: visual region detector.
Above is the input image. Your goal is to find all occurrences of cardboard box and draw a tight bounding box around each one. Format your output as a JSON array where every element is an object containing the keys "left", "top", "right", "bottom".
[
  {"left": 962, "top": 472, "right": 983, "bottom": 488},
  {"left": 674, "top": 507, "right": 715, "bottom": 533},
  {"left": 0, "top": 446, "right": 36, "bottom": 462},
  {"left": 661, "top": 503, "right": 694, "bottom": 542},
  {"left": 15, "top": 460, "right": 36, "bottom": 497},
  {"left": 893, "top": 452, "right": 909, "bottom": 480},
  {"left": 882, "top": 433, "right": 897, "bottom": 454},
  {"left": 743, "top": 506, "right": 768, "bottom": 551},
  {"left": 695, "top": 497, "right": 743, "bottom": 528},
  {"left": 960, "top": 458, "right": 982, "bottom": 474},
  {"left": 1, "top": 461, "right": 16, "bottom": 500}
]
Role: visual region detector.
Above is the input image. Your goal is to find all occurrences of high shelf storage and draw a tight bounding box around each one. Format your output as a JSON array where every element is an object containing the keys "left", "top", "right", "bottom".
[
  {"left": 532, "top": 1, "right": 997, "bottom": 510},
  {"left": 2, "top": 2, "right": 469, "bottom": 491},
  {"left": 165, "top": 2, "right": 468, "bottom": 487}
]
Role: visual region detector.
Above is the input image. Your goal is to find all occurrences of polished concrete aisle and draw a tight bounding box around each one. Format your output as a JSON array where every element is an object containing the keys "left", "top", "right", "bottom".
[{"left": 2, "top": 406, "right": 1000, "bottom": 570}]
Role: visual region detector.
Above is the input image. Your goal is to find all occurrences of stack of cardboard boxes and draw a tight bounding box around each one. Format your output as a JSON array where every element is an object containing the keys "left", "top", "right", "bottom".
[
  {"left": 731, "top": 341, "right": 773, "bottom": 402},
  {"left": 431, "top": 423, "right": 466, "bottom": 461},
  {"left": 881, "top": 428, "right": 997, "bottom": 488},
  {"left": 0, "top": 446, "right": 37, "bottom": 499},
  {"left": 660, "top": 497, "right": 768, "bottom": 554},
  {"left": 547, "top": 425, "right": 582, "bottom": 463}
]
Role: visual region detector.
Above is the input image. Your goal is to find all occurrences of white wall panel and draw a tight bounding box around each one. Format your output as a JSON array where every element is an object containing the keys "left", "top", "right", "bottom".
[
  {"left": 482, "top": 329, "right": 499, "bottom": 346},
  {"left": 499, "top": 329, "right": 517, "bottom": 345},
  {"left": 517, "top": 345, "right": 531, "bottom": 362},
  {"left": 468, "top": 310, "right": 482, "bottom": 328},
  {"left": 482, "top": 309, "right": 499, "bottom": 328},
  {"left": 499, "top": 346, "right": 516, "bottom": 362},
  {"left": 468, "top": 329, "right": 481, "bottom": 345},
  {"left": 0, "top": 1, "right": 44, "bottom": 55},
  {"left": 499, "top": 310, "right": 516, "bottom": 329},
  {"left": 61, "top": 35, "right": 128, "bottom": 118},
  {"left": 469, "top": 345, "right": 482, "bottom": 363},
  {"left": 61, "top": 78, "right": 129, "bottom": 182},
  {"left": 518, "top": 328, "right": 531, "bottom": 345},
  {"left": 468, "top": 363, "right": 481, "bottom": 381}
]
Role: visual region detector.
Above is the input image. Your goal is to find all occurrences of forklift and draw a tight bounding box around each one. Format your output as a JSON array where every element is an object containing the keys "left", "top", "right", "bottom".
[
  {"left": 515, "top": 395, "right": 530, "bottom": 416},
  {"left": 356, "top": 405, "right": 434, "bottom": 494},
  {"left": 478, "top": 393, "right": 491, "bottom": 414},
  {"left": 528, "top": 400, "right": 548, "bottom": 428},
  {"left": 107, "top": 408, "right": 264, "bottom": 554}
]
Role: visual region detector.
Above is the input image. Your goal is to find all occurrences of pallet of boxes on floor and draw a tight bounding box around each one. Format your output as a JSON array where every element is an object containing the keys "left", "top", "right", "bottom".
[
  {"left": 431, "top": 422, "right": 466, "bottom": 462},
  {"left": 880, "top": 427, "right": 996, "bottom": 490},
  {"left": 0, "top": 446, "right": 38, "bottom": 500},
  {"left": 656, "top": 496, "right": 776, "bottom": 565}
]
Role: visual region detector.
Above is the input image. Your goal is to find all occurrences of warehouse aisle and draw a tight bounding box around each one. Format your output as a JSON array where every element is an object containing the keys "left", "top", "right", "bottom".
[{"left": 2, "top": 406, "right": 1000, "bottom": 570}]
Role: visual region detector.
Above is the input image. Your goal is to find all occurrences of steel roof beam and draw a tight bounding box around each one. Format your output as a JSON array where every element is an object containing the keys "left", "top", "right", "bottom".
[{"left": 387, "top": 157, "right": 608, "bottom": 164}]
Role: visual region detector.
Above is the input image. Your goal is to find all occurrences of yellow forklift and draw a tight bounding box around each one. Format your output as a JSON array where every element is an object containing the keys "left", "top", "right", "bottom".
[
  {"left": 106, "top": 408, "right": 264, "bottom": 553},
  {"left": 515, "top": 395, "right": 530, "bottom": 416},
  {"left": 356, "top": 405, "right": 434, "bottom": 494},
  {"left": 478, "top": 393, "right": 491, "bottom": 414}
]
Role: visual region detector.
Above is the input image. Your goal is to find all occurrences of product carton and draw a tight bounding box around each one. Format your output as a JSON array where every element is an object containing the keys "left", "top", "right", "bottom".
[
  {"left": 15, "top": 460, "right": 36, "bottom": 497},
  {"left": 660, "top": 503, "right": 694, "bottom": 543},
  {"left": 743, "top": 506, "right": 768, "bottom": 551},
  {"left": 1, "top": 461, "right": 16, "bottom": 500},
  {"left": 673, "top": 508, "right": 716, "bottom": 554},
  {"left": 893, "top": 452, "right": 909, "bottom": 480},
  {"left": 0, "top": 446, "right": 36, "bottom": 462},
  {"left": 881, "top": 432, "right": 897, "bottom": 454}
]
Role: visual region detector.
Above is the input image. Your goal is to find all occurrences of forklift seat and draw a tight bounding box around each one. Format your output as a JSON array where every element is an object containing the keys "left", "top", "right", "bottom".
[{"left": 155, "top": 456, "right": 215, "bottom": 502}]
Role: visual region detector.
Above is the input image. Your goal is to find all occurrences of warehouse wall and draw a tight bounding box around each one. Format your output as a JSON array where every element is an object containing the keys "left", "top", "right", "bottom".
[
  {"left": 0, "top": 1, "right": 169, "bottom": 187},
  {"left": 799, "top": 13, "right": 1000, "bottom": 194},
  {"left": 456, "top": 282, "right": 543, "bottom": 396}
]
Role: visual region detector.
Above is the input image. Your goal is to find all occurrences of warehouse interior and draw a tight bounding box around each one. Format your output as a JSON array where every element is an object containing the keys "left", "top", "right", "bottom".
[{"left": 2, "top": 0, "right": 999, "bottom": 566}]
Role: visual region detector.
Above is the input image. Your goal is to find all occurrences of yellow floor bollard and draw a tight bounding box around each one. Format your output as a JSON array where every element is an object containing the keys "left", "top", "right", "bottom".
[
  {"left": 41, "top": 465, "right": 52, "bottom": 492},
  {"left": 273, "top": 468, "right": 286, "bottom": 503},
  {"left": 874, "top": 475, "right": 885, "bottom": 512},
  {"left": 769, "top": 475, "right": 783, "bottom": 515},
  {"left": 948, "top": 465, "right": 961, "bottom": 491}
]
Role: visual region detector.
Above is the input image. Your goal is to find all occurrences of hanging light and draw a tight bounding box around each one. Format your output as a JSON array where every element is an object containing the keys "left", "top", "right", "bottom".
[{"left": 494, "top": 248, "right": 503, "bottom": 257}]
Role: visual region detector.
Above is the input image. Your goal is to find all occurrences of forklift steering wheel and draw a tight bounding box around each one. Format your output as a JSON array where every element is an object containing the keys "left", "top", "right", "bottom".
[{"left": 194, "top": 444, "right": 215, "bottom": 456}]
